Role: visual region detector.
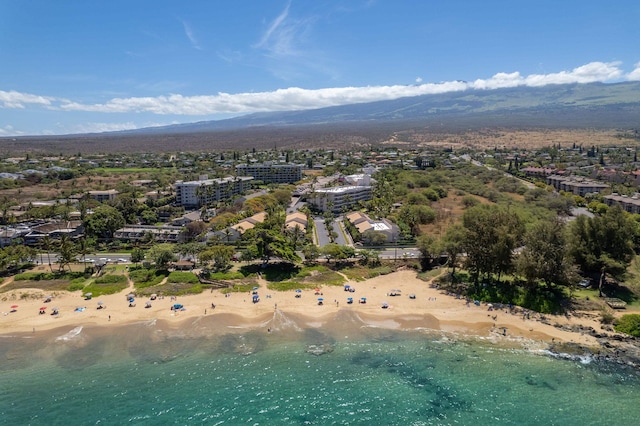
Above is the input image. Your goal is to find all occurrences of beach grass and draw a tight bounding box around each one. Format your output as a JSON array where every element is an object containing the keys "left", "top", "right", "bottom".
[
  {"left": 1, "top": 279, "right": 72, "bottom": 292},
  {"left": 167, "top": 271, "right": 199, "bottom": 284},
  {"left": 129, "top": 268, "right": 169, "bottom": 288},
  {"left": 339, "top": 265, "right": 395, "bottom": 281},
  {"left": 204, "top": 271, "right": 245, "bottom": 280},
  {"left": 148, "top": 282, "right": 203, "bottom": 296},
  {"left": 221, "top": 282, "right": 259, "bottom": 294}
]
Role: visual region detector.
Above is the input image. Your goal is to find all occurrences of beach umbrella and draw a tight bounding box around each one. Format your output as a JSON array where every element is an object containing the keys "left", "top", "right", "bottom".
[
  {"left": 317, "top": 297, "right": 324, "bottom": 301},
  {"left": 97, "top": 301, "right": 104, "bottom": 305},
  {"left": 39, "top": 306, "right": 47, "bottom": 311},
  {"left": 127, "top": 293, "right": 135, "bottom": 299},
  {"left": 295, "top": 289, "right": 302, "bottom": 293},
  {"left": 10, "top": 305, "right": 18, "bottom": 309}
]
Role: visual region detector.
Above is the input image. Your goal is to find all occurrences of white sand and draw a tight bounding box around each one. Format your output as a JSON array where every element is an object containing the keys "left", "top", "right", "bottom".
[{"left": 0, "top": 269, "right": 608, "bottom": 346}]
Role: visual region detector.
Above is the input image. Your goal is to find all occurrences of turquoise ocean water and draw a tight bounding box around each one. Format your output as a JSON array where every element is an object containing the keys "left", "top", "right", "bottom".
[{"left": 2, "top": 313, "right": 640, "bottom": 425}]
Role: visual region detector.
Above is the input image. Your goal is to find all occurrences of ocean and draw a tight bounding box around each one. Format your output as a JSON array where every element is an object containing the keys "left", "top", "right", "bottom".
[{"left": 1, "top": 311, "right": 640, "bottom": 425}]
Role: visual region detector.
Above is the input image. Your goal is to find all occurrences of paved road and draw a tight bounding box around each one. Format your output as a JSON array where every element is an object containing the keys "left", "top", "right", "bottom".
[
  {"left": 332, "top": 219, "right": 350, "bottom": 246},
  {"left": 313, "top": 217, "right": 331, "bottom": 247}
]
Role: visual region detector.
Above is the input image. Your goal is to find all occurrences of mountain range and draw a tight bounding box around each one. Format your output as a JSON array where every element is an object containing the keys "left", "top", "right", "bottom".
[
  {"left": 2, "top": 81, "right": 639, "bottom": 154},
  {"left": 128, "top": 81, "right": 640, "bottom": 135}
]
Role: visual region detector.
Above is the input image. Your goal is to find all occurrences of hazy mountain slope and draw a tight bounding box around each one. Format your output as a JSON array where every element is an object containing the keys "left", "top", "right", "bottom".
[{"left": 130, "top": 81, "right": 640, "bottom": 134}]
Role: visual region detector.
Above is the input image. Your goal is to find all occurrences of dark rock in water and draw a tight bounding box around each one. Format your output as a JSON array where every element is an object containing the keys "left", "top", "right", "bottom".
[{"left": 306, "top": 344, "right": 334, "bottom": 356}]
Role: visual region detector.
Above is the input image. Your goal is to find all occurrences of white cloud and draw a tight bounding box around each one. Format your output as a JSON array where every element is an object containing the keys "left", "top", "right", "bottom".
[
  {"left": 0, "top": 90, "right": 55, "bottom": 109},
  {"left": 255, "top": 1, "right": 293, "bottom": 55},
  {"left": 0, "top": 125, "right": 23, "bottom": 136},
  {"left": 2, "top": 61, "right": 638, "bottom": 120},
  {"left": 627, "top": 62, "right": 640, "bottom": 81},
  {"left": 181, "top": 19, "right": 202, "bottom": 50}
]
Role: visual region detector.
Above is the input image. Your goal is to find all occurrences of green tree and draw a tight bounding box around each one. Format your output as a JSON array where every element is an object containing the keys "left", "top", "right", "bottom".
[
  {"left": 147, "top": 243, "right": 176, "bottom": 268},
  {"left": 462, "top": 204, "right": 524, "bottom": 286},
  {"left": 57, "top": 235, "right": 76, "bottom": 272},
  {"left": 302, "top": 244, "right": 320, "bottom": 264},
  {"left": 568, "top": 205, "right": 635, "bottom": 290},
  {"left": 130, "top": 247, "right": 145, "bottom": 265},
  {"left": 516, "top": 217, "right": 574, "bottom": 288},
  {"left": 84, "top": 205, "right": 125, "bottom": 239},
  {"left": 204, "top": 245, "right": 235, "bottom": 270},
  {"left": 439, "top": 224, "right": 465, "bottom": 279}
]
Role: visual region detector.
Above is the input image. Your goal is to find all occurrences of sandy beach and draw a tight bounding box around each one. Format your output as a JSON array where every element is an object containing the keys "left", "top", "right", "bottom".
[{"left": 0, "top": 269, "right": 608, "bottom": 347}]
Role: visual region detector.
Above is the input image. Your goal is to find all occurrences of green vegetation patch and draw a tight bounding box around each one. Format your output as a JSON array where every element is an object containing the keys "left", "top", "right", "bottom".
[
  {"left": 340, "top": 265, "right": 395, "bottom": 282},
  {"left": 129, "top": 268, "right": 169, "bottom": 288},
  {"left": 68, "top": 277, "right": 89, "bottom": 292},
  {"left": 94, "top": 274, "right": 127, "bottom": 285},
  {"left": 417, "top": 269, "right": 447, "bottom": 282},
  {"left": 167, "top": 271, "right": 199, "bottom": 284},
  {"left": 266, "top": 281, "right": 315, "bottom": 291},
  {"left": 14, "top": 271, "right": 85, "bottom": 281},
  {"left": 147, "top": 282, "right": 203, "bottom": 296},
  {"left": 614, "top": 314, "right": 640, "bottom": 337},
  {"left": 82, "top": 281, "right": 128, "bottom": 297},
  {"left": 221, "top": 282, "right": 260, "bottom": 294},
  {"left": 1, "top": 279, "right": 72, "bottom": 292},
  {"left": 204, "top": 271, "right": 245, "bottom": 281}
]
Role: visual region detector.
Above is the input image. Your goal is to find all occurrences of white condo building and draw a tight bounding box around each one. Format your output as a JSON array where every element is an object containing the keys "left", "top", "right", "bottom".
[
  {"left": 236, "top": 163, "right": 303, "bottom": 184},
  {"left": 307, "top": 186, "right": 372, "bottom": 213},
  {"left": 174, "top": 176, "right": 253, "bottom": 208}
]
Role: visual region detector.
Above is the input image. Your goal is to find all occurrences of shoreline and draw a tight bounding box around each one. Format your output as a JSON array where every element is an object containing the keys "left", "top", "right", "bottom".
[{"left": 2, "top": 269, "right": 638, "bottom": 365}]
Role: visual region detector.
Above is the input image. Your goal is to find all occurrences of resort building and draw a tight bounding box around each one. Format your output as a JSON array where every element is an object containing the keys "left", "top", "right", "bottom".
[
  {"left": 345, "top": 212, "right": 400, "bottom": 243},
  {"left": 23, "top": 220, "right": 85, "bottom": 246},
  {"left": 113, "top": 225, "right": 184, "bottom": 243},
  {"left": 546, "top": 175, "right": 609, "bottom": 196},
  {"left": 306, "top": 186, "right": 372, "bottom": 213},
  {"left": 236, "top": 163, "right": 303, "bottom": 184},
  {"left": 88, "top": 189, "right": 120, "bottom": 203},
  {"left": 210, "top": 211, "right": 267, "bottom": 243},
  {"left": 285, "top": 212, "right": 308, "bottom": 232},
  {"left": 174, "top": 176, "right": 253, "bottom": 208}
]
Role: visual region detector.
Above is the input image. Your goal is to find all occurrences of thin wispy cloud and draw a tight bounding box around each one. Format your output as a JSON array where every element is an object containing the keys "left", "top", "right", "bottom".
[
  {"left": 2, "top": 62, "right": 638, "bottom": 117},
  {"left": 254, "top": 1, "right": 294, "bottom": 56},
  {"left": 181, "top": 19, "right": 202, "bottom": 50}
]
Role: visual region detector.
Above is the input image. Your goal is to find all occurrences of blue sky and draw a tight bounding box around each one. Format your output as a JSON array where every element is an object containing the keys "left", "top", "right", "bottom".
[{"left": 1, "top": 0, "right": 639, "bottom": 136}]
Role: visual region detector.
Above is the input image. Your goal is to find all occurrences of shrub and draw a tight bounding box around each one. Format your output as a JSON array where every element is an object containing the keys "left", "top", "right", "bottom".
[
  {"left": 67, "top": 278, "right": 87, "bottom": 292},
  {"left": 614, "top": 314, "right": 640, "bottom": 337},
  {"left": 167, "top": 271, "right": 199, "bottom": 284},
  {"left": 205, "top": 271, "right": 245, "bottom": 280},
  {"left": 94, "top": 274, "right": 127, "bottom": 285}
]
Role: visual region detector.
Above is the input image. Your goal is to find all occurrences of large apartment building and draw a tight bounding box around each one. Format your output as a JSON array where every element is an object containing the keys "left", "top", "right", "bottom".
[
  {"left": 603, "top": 193, "right": 640, "bottom": 214},
  {"left": 546, "top": 175, "right": 609, "bottom": 197},
  {"left": 307, "top": 186, "right": 372, "bottom": 213},
  {"left": 174, "top": 176, "right": 253, "bottom": 208},
  {"left": 236, "top": 163, "right": 303, "bottom": 184}
]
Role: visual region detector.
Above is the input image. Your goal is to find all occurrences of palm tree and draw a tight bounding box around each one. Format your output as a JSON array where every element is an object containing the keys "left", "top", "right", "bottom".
[{"left": 41, "top": 235, "right": 54, "bottom": 272}]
